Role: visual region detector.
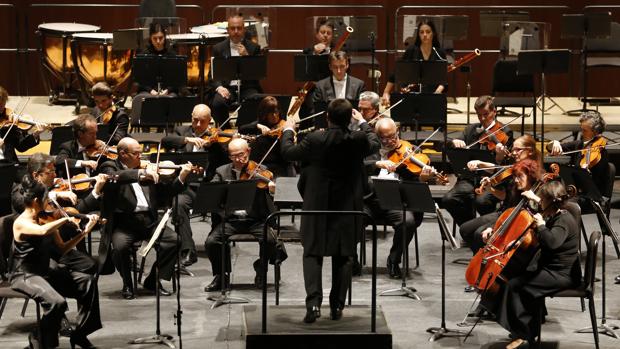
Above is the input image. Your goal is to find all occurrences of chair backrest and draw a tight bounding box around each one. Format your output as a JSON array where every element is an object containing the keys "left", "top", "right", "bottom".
[
  {"left": 0, "top": 164, "right": 18, "bottom": 216},
  {"left": 587, "top": 22, "right": 620, "bottom": 52},
  {"left": 603, "top": 162, "right": 615, "bottom": 198},
  {"left": 583, "top": 230, "right": 602, "bottom": 294},
  {"left": 0, "top": 213, "right": 18, "bottom": 277},
  {"left": 491, "top": 59, "right": 534, "bottom": 95}
]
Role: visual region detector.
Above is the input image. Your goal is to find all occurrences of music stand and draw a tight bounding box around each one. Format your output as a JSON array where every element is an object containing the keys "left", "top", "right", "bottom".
[
  {"left": 193, "top": 180, "right": 258, "bottom": 308},
  {"left": 561, "top": 165, "right": 620, "bottom": 338},
  {"left": 561, "top": 12, "right": 612, "bottom": 115},
  {"left": 479, "top": 11, "right": 530, "bottom": 37},
  {"left": 293, "top": 55, "right": 330, "bottom": 82},
  {"left": 133, "top": 54, "right": 188, "bottom": 93},
  {"left": 139, "top": 96, "right": 197, "bottom": 129},
  {"left": 211, "top": 56, "right": 267, "bottom": 104},
  {"left": 395, "top": 60, "right": 448, "bottom": 90},
  {"left": 373, "top": 179, "right": 434, "bottom": 300},
  {"left": 113, "top": 28, "right": 147, "bottom": 51},
  {"left": 517, "top": 49, "right": 570, "bottom": 162},
  {"left": 445, "top": 148, "right": 495, "bottom": 181}
]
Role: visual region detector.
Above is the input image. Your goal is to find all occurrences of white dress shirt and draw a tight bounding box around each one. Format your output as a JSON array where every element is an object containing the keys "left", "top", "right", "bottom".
[
  {"left": 229, "top": 41, "right": 241, "bottom": 87},
  {"left": 332, "top": 74, "right": 348, "bottom": 100}
]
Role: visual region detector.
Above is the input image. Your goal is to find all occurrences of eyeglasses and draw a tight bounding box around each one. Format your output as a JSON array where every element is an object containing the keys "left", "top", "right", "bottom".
[
  {"left": 512, "top": 147, "right": 529, "bottom": 152},
  {"left": 229, "top": 152, "right": 247, "bottom": 160},
  {"left": 379, "top": 133, "right": 398, "bottom": 142}
]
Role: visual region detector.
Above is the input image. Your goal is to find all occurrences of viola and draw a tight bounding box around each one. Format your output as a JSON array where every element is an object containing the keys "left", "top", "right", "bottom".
[
  {"left": 387, "top": 140, "right": 449, "bottom": 184},
  {"left": 475, "top": 166, "right": 513, "bottom": 195},
  {"left": 53, "top": 173, "right": 118, "bottom": 193},
  {"left": 85, "top": 140, "right": 118, "bottom": 160},
  {"left": 239, "top": 160, "right": 274, "bottom": 190},
  {"left": 140, "top": 160, "right": 204, "bottom": 179},
  {"left": 465, "top": 164, "right": 560, "bottom": 295},
  {"left": 201, "top": 127, "right": 256, "bottom": 144},
  {"left": 580, "top": 136, "right": 606, "bottom": 170},
  {"left": 477, "top": 122, "right": 510, "bottom": 151}
]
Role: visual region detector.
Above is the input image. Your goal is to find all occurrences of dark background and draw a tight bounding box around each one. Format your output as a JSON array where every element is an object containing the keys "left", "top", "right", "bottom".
[{"left": 1, "top": 1, "right": 619, "bottom": 99}]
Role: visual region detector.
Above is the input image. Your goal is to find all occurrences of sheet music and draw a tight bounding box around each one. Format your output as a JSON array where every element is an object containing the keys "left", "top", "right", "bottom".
[
  {"left": 508, "top": 28, "right": 524, "bottom": 56},
  {"left": 139, "top": 208, "right": 173, "bottom": 257},
  {"left": 403, "top": 15, "right": 418, "bottom": 44}
]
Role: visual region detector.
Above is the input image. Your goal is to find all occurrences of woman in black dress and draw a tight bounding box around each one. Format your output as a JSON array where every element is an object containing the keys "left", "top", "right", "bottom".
[
  {"left": 11, "top": 178, "right": 100, "bottom": 348},
  {"left": 484, "top": 180, "right": 581, "bottom": 348}
]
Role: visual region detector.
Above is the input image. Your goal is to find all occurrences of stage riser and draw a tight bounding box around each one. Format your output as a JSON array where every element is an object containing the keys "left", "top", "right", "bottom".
[{"left": 246, "top": 334, "right": 392, "bottom": 349}]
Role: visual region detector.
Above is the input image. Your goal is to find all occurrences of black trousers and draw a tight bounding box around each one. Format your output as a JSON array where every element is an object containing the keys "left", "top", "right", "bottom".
[
  {"left": 364, "top": 195, "right": 423, "bottom": 264},
  {"left": 459, "top": 212, "right": 500, "bottom": 255},
  {"left": 55, "top": 248, "right": 98, "bottom": 276},
  {"left": 441, "top": 179, "right": 499, "bottom": 226},
  {"left": 175, "top": 188, "right": 197, "bottom": 254},
  {"left": 204, "top": 219, "right": 278, "bottom": 276},
  {"left": 303, "top": 255, "right": 352, "bottom": 310},
  {"left": 111, "top": 212, "right": 179, "bottom": 289},
  {"left": 208, "top": 87, "right": 260, "bottom": 126},
  {"left": 11, "top": 263, "right": 101, "bottom": 347}
]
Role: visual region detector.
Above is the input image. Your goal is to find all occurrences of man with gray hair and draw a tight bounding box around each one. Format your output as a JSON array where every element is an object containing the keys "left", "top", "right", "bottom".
[{"left": 349, "top": 91, "right": 381, "bottom": 131}]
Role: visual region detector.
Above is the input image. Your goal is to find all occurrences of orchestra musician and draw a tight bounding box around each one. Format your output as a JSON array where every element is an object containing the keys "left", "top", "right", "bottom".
[
  {"left": 366, "top": 117, "right": 434, "bottom": 278},
  {"left": 349, "top": 91, "right": 381, "bottom": 131},
  {"left": 0, "top": 86, "right": 45, "bottom": 165},
  {"left": 381, "top": 19, "right": 447, "bottom": 106},
  {"left": 280, "top": 99, "right": 380, "bottom": 323},
  {"left": 10, "top": 177, "right": 101, "bottom": 349},
  {"left": 312, "top": 51, "right": 365, "bottom": 106},
  {"left": 483, "top": 180, "right": 581, "bottom": 349},
  {"left": 303, "top": 18, "right": 334, "bottom": 55},
  {"left": 98, "top": 137, "right": 192, "bottom": 299},
  {"left": 208, "top": 14, "right": 263, "bottom": 126},
  {"left": 204, "top": 138, "right": 285, "bottom": 292},
  {"left": 442, "top": 95, "right": 514, "bottom": 228},
  {"left": 238, "top": 95, "right": 295, "bottom": 177},
  {"left": 55, "top": 114, "right": 101, "bottom": 179},
  {"left": 90, "top": 82, "right": 129, "bottom": 145},
  {"left": 160, "top": 103, "right": 229, "bottom": 266}
]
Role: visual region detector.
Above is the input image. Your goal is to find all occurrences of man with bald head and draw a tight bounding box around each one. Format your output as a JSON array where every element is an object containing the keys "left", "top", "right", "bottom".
[
  {"left": 207, "top": 15, "right": 263, "bottom": 126},
  {"left": 161, "top": 104, "right": 229, "bottom": 265},
  {"left": 366, "top": 118, "right": 434, "bottom": 279},
  {"left": 204, "top": 138, "right": 283, "bottom": 292},
  {"left": 98, "top": 137, "right": 193, "bottom": 299}
]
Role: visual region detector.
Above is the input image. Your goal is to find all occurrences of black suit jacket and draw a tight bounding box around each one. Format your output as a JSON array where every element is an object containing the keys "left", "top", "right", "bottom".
[
  {"left": 90, "top": 107, "right": 129, "bottom": 145},
  {"left": 207, "top": 38, "right": 263, "bottom": 94},
  {"left": 55, "top": 140, "right": 89, "bottom": 178},
  {"left": 312, "top": 75, "right": 365, "bottom": 105},
  {"left": 238, "top": 122, "right": 295, "bottom": 178},
  {"left": 281, "top": 123, "right": 380, "bottom": 256},
  {"left": 0, "top": 118, "right": 39, "bottom": 164}
]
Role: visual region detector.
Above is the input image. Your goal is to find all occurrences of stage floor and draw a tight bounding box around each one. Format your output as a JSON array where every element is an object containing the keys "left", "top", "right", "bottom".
[{"left": 1, "top": 209, "right": 619, "bottom": 348}]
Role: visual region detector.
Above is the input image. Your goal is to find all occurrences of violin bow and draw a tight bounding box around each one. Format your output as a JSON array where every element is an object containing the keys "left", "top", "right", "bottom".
[
  {"left": 48, "top": 195, "right": 83, "bottom": 234},
  {"left": 367, "top": 98, "right": 405, "bottom": 126},
  {"left": 95, "top": 124, "right": 120, "bottom": 165},
  {"left": 249, "top": 138, "right": 279, "bottom": 179},
  {"left": 560, "top": 140, "right": 620, "bottom": 155},
  {"left": 470, "top": 164, "right": 513, "bottom": 171},
  {"left": 465, "top": 114, "right": 522, "bottom": 149},
  {"left": 1, "top": 97, "right": 30, "bottom": 142},
  {"left": 64, "top": 159, "right": 73, "bottom": 192}
]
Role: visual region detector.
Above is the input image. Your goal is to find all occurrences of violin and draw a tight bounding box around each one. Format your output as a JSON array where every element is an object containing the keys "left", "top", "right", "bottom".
[
  {"left": 140, "top": 160, "right": 204, "bottom": 179},
  {"left": 387, "top": 140, "right": 449, "bottom": 184},
  {"left": 200, "top": 127, "right": 256, "bottom": 144},
  {"left": 0, "top": 108, "right": 53, "bottom": 131},
  {"left": 53, "top": 173, "right": 118, "bottom": 193},
  {"left": 98, "top": 105, "right": 116, "bottom": 124},
  {"left": 580, "top": 136, "right": 606, "bottom": 170},
  {"left": 263, "top": 119, "right": 287, "bottom": 138},
  {"left": 465, "top": 164, "right": 560, "bottom": 295},
  {"left": 85, "top": 140, "right": 118, "bottom": 160},
  {"left": 239, "top": 160, "right": 274, "bottom": 190},
  {"left": 38, "top": 202, "right": 106, "bottom": 227},
  {"left": 475, "top": 166, "right": 513, "bottom": 195},
  {"left": 477, "top": 122, "right": 509, "bottom": 151}
]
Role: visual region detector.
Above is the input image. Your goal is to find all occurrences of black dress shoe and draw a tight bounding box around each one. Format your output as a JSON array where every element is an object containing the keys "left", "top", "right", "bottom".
[
  {"left": 143, "top": 278, "right": 172, "bottom": 296},
  {"left": 253, "top": 259, "right": 264, "bottom": 289},
  {"left": 59, "top": 315, "right": 74, "bottom": 337},
  {"left": 330, "top": 307, "right": 343, "bottom": 320},
  {"left": 182, "top": 250, "right": 197, "bottom": 267},
  {"left": 352, "top": 259, "right": 362, "bottom": 276},
  {"left": 121, "top": 286, "right": 135, "bottom": 300},
  {"left": 70, "top": 333, "right": 97, "bottom": 349},
  {"left": 387, "top": 258, "right": 402, "bottom": 279},
  {"left": 204, "top": 275, "right": 229, "bottom": 292},
  {"left": 615, "top": 274, "right": 620, "bottom": 284},
  {"left": 303, "top": 306, "right": 321, "bottom": 323}
]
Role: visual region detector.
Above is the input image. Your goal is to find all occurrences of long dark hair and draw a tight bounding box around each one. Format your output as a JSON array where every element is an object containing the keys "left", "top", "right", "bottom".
[
  {"left": 21, "top": 175, "right": 48, "bottom": 208},
  {"left": 413, "top": 20, "right": 441, "bottom": 49},
  {"left": 147, "top": 22, "right": 169, "bottom": 53},
  {"left": 257, "top": 96, "right": 280, "bottom": 126}
]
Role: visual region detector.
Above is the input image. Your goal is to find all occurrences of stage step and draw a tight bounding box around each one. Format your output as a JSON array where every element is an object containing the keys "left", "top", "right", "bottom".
[{"left": 243, "top": 304, "right": 392, "bottom": 349}]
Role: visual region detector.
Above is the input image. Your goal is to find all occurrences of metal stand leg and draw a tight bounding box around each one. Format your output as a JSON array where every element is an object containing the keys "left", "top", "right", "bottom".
[{"left": 207, "top": 239, "right": 250, "bottom": 309}]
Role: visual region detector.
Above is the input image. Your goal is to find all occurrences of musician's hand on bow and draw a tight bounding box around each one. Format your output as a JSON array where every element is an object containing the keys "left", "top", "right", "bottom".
[
  {"left": 481, "top": 227, "right": 493, "bottom": 242},
  {"left": 93, "top": 174, "right": 109, "bottom": 196},
  {"left": 216, "top": 86, "right": 230, "bottom": 99},
  {"left": 81, "top": 160, "right": 98, "bottom": 170},
  {"left": 452, "top": 139, "right": 466, "bottom": 148},
  {"left": 257, "top": 123, "right": 271, "bottom": 135},
  {"left": 376, "top": 160, "right": 398, "bottom": 172},
  {"left": 185, "top": 136, "right": 209, "bottom": 149},
  {"left": 495, "top": 142, "right": 507, "bottom": 156},
  {"left": 83, "top": 214, "right": 99, "bottom": 235},
  {"left": 380, "top": 93, "right": 391, "bottom": 107},
  {"left": 268, "top": 180, "right": 276, "bottom": 194},
  {"left": 521, "top": 190, "right": 541, "bottom": 204},
  {"left": 467, "top": 160, "right": 482, "bottom": 171},
  {"left": 549, "top": 140, "right": 563, "bottom": 156}
]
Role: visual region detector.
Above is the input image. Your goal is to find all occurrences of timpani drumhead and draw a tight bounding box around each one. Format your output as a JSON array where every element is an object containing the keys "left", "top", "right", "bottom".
[{"left": 38, "top": 22, "right": 101, "bottom": 34}]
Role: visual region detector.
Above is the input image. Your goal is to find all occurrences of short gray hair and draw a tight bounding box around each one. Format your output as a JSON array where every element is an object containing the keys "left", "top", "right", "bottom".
[
  {"left": 579, "top": 111, "right": 606, "bottom": 135},
  {"left": 359, "top": 91, "right": 380, "bottom": 111}
]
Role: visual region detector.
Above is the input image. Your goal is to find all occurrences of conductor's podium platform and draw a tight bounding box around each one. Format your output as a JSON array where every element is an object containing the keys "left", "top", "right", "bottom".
[{"left": 243, "top": 304, "right": 392, "bottom": 349}]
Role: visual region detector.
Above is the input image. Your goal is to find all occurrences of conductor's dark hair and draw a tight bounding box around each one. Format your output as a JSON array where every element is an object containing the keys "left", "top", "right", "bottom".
[{"left": 327, "top": 98, "right": 352, "bottom": 129}]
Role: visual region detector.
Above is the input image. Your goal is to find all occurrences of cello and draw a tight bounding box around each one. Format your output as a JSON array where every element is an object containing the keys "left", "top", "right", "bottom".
[{"left": 465, "top": 164, "right": 560, "bottom": 295}]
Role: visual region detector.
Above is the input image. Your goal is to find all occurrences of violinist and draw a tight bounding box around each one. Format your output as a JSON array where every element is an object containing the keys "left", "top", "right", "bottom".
[
  {"left": 90, "top": 82, "right": 129, "bottom": 145},
  {"left": 547, "top": 111, "right": 610, "bottom": 207},
  {"left": 160, "top": 104, "right": 228, "bottom": 266},
  {"left": 365, "top": 117, "right": 433, "bottom": 278},
  {"left": 302, "top": 18, "right": 334, "bottom": 55},
  {"left": 11, "top": 177, "right": 101, "bottom": 349},
  {"left": 484, "top": 181, "right": 581, "bottom": 349},
  {"left": 280, "top": 99, "right": 380, "bottom": 323},
  {"left": 381, "top": 19, "right": 446, "bottom": 106},
  {"left": 207, "top": 14, "right": 262, "bottom": 126},
  {"left": 349, "top": 91, "right": 381, "bottom": 131},
  {"left": 98, "top": 137, "right": 192, "bottom": 299},
  {"left": 0, "top": 85, "right": 44, "bottom": 165},
  {"left": 238, "top": 95, "right": 295, "bottom": 177},
  {"left": 312, "top": 51, "right": 365, "bottom": 107},
  {"left": 55, "top": 114, "right": 101, "bottom": 178},
  {"left": 442, "top": 95, "right": 514, "bottom": 228},
  {"left": 204, "top": 138, "right": 285, "bottom": 292}
]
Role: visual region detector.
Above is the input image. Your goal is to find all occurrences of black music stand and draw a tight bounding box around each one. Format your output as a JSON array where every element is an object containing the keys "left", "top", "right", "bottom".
[
  {"left": 561, "top": 12, "right": 612, "bottom": 115},
  {"left": 373, "top": 179, "right": 435, "bottom": 300},
  {"left": 395, "top": 60, "right": 448, "bottom": 93},
  {"left": 193, "top": 180, "right": 258, "bottom": 308},
  {"left": 211, "top": 56, "right": 267, "bottom": 104},
  {"left": 445, "top": 148, "right": 496, "bottom": 182},
  {"left": 293, "top": 55, "right": 330, "bottom": 82},
  {"left": 517, "top": 49, "right": 570, "bottom": 162},
  {"left": 133, "top": 54, "right": 188, "bottom": 93},
  {"left": 139, "top": 96, "right": 197, "bottom": 129},
  {"left": 559, "top": 164, "right": 620, "bottom": 339}
]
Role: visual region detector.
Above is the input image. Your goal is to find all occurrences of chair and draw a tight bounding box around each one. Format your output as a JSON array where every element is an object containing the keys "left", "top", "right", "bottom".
[
  {"left": 537, "top": 230, "right": 601, "bottom": 349},
  {"left": 491, "top": 59, "right": 536, "bottom": 136},
  {"left": 583, "top": 22, "right": 620, "bottom": 111},
  {"left": 0, "top": 164, "right": 18, "bottom": 217}
]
